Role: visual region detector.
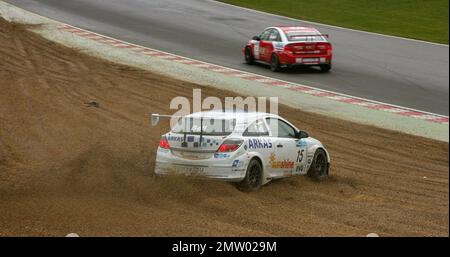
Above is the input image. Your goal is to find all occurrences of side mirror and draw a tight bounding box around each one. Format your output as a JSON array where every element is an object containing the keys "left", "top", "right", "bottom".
[
  {"left": 297, "top": 130, "right": 309, "bottom": 139},
  {"left": 252, "top": 36, "right": 261, "bottom": 41}
]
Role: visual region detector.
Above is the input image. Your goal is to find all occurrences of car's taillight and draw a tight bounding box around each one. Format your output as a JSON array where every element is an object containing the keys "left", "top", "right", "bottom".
[
  {"left": 326, "top": 43, "right": 332, "bottom": 55},
  {"left": 159, "top": 136, "right": 170, "bottom": 149},
  {"left": 284, "top": 44, "right": 294, "bottom": 53},
  {"left": 316, "top": 43, "right": 332, "bottom": 54},
  {"left": 285, "top": 43, "right": 306, "bottom": 54},
  {"left": 217, "top": 139, "right": 243, "bottom": 152}
]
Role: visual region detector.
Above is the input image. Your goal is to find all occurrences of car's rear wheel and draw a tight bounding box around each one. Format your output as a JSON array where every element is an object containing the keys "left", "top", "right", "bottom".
[
  {"left": 270, "top": 54, "right": 281, "bottom": 72},
  {"left": 237, "top": 159, "right": 263, "bottom": 192},
  {"left": 307, "top": 149, "right": 329, "bottom": 181},
  {"left": 319, "top": 63, "right": 332, "bottom": 72},
  {"left": 245, "top": 47, "right": 254, "bottom": 65}
]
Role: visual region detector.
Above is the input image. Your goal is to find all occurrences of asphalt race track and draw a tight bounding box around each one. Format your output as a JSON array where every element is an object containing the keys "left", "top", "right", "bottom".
[{"left": 5, "top": 0, "right": 449, "bottom": 115}]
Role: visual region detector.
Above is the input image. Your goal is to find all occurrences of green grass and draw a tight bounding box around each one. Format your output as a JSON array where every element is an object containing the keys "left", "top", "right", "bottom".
[{"left": 219, "top": 0, "right": 449, "bottom": 44}]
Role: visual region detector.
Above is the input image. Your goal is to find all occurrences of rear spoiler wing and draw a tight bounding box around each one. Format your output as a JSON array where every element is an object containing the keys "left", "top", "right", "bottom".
[
  {"left": 151, "top": 113, "right": 182, "bottom": 126},
  {"left": 151, "top": 113, "right": 221, "bottom": 126},
  {"left": 288, "top": 34, "right": 329, "bottom": 38},
  {"left": 152, "top": 113, "right": 214, "bottom": 146}
]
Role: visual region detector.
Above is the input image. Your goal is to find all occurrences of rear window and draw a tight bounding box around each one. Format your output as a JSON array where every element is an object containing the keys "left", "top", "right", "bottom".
[
  {"left": 172, "top": 117, "right": 236, "bottom": 136},
  {"left": 286, "top": 31, "right": 326, "bottom": 42}
]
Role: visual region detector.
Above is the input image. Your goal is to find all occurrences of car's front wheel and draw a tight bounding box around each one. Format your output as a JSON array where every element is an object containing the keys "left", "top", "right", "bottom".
[
  {"left": 237, "top": 159, "right": 263, "bottom": 192},
  {"left": 244, "top": 47, "right": 254, "bottom": 65},
  {"left": 307, "top": 149, "right": 329, "bottom": 181}
]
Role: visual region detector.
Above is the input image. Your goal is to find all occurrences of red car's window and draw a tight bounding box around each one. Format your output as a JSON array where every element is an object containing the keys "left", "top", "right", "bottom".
[
  {"left": 260, "top": 29, "right": 272, "bottom": 41},
  {"left": 269, "top": 30, "right": 281, "bottom": 42}
]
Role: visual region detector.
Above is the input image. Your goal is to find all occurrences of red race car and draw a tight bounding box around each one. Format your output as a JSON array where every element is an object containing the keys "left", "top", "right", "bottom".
[{"left": 243, "top": 26, "right": 333, "bottom": 72}]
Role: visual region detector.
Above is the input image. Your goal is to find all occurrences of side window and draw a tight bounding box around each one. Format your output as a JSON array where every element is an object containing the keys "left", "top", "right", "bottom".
[
  {"left": 266, "top": 118, "right": 297, "bottom": 138},
  {"left": 269, "top": 29, "right": 281, "bottom": 42},
  {"left": 275, "top": 30, "right": 282, "bottom": 41},
  {"left": 243, "top": 119, "right": 269, "bottom": 137},
  {"left": 260, "top": 29, "right": 272, "bottom": 41}
]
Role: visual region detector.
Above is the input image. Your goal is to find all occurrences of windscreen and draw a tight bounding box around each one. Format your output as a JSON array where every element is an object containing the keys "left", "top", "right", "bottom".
[{"left": 171, "top": 117, "right": 236, "bottom": 136}]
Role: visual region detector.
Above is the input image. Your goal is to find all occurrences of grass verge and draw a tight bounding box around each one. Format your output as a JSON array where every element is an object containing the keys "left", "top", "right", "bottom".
[{"left": 218, "top": 0, "right": 449, "bottom": 44}]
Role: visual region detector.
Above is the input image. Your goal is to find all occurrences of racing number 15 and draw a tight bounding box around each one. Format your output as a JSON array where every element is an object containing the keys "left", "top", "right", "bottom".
[{"left": 296, "top": 149, "right": 305, "bottom": 163}]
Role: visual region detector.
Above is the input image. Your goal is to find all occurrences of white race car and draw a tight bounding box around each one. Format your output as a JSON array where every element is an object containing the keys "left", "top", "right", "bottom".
[{"left": 152, "top": 111, "right": 330, "bottom": 191}]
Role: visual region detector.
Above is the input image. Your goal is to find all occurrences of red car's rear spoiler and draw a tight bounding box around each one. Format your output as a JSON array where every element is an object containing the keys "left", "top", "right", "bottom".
[{"left": 289, "top": 34, "right": 329, "bottom": 38}]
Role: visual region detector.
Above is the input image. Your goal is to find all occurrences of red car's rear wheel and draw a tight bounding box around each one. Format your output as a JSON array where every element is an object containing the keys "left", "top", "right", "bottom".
[
  {"left": 320, "top": 63, "right": 332, "bottom": 72},
  {"left": 270, "top": 54, "right": 281, "bottom": 72}
]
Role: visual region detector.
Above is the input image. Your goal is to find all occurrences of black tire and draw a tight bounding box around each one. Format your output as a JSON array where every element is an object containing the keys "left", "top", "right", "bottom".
[
  {"left": 307, "top": 149, "right": 329, "bottom": 181},
  {"left": 244, "top": 47, "right": 255, "bottom": 65},
  {"left": 270, "top": 54, "right": 281, "bottom": 72},
  {"left": 319, "top": 63, "right": 332, "bottom": 73},
  {"left": 237, "top": 159, "right": 263, "bottom": 192}
]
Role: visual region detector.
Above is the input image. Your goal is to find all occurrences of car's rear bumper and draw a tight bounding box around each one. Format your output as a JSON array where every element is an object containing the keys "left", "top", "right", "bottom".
[
  {"left": 155, "top": 162, "right": 246, "bottom": 182},
  {"left": 278, "top": 52, "right": 332, "bottom": 66},
  {"left": 154, "top": 148, "right": 248, "bottom": 182}
]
